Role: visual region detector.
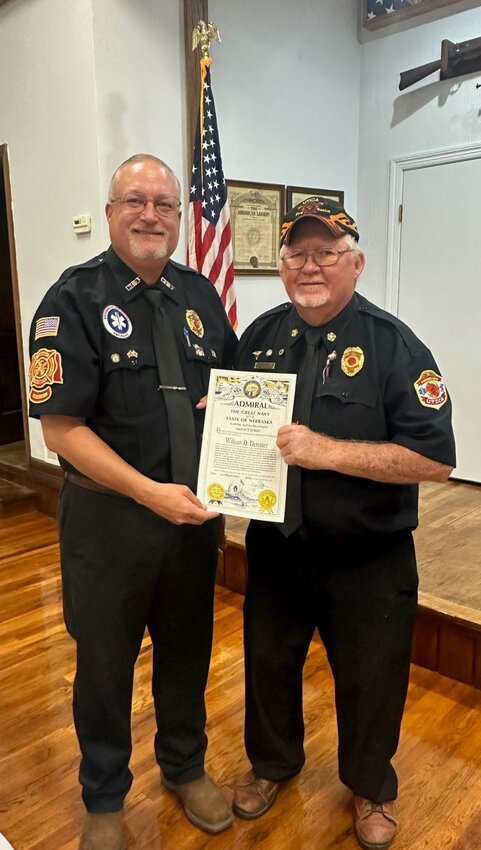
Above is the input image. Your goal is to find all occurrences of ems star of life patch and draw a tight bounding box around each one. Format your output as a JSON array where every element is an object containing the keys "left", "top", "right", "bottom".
[
  {"left": 102, "top": 305, "right": 132, "bottom": 339},
  {"left": 35, "top": 316, "right": 60, "bottom": 339},
  {"left": 414, "top": 370, "right": 448, "bottom": 409}
]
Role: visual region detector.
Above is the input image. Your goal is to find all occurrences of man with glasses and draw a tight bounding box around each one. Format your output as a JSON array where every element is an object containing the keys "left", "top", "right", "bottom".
[
  {"left": 28, "top": 154, "right": 237, "bottom": 849},
  {"left": 233, "top": 198, "right": 455, "bottom": 849}
]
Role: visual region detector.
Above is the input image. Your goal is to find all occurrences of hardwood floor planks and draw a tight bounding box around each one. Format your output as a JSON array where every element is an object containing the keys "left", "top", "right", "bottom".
[{"left": 2, "top": 510, "right": 481, "bottom": 848}]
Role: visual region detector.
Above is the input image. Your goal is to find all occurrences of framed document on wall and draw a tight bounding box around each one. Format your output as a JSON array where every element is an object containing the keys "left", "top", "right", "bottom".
[
  {"left": 286, "top": 186, "right": 344, "bottom": 210},
  {"left": 226, "top": 180, "right": 285, "bottom": 275}
]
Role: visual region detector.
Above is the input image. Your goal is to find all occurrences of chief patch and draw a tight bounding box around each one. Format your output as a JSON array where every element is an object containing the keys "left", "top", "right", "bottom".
[
  {"left": 341, "top": 346, "right": 364, "bottom": 377},
  {"left": 35, "top": 316, "right": 60, "bottom": 339},
  {"left": 186, "top": 309, "right": 204, "bottom": 338},
  {"left": 29, "top": 348, "right": 63, "bottom": 403},
  {"left": 414, "top": 370, "right": 448, "bottom": 409},
  {"left": 102, "top": 305, "right": 132, "bottom": 339}
]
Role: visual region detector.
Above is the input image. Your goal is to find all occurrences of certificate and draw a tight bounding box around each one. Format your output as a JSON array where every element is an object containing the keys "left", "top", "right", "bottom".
[
  {"left": 226, "top": 180, "right": 285, "bottom": 274},
  {"left": 197, "top": 369, "right": 297, "bottom": 522}
]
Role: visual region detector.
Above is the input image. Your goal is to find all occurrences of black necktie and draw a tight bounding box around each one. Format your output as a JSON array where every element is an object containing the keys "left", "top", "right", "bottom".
[
  {"left": 144, "top": 288, "right": 198, "bottom": 490},
  {"left": 281, "top": 327, "right": 322, "bottom": 537}
]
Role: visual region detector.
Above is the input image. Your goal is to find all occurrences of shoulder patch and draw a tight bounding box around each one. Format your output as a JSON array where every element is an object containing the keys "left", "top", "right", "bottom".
[
  {"left": 29, "top": 348, "right": 63, "bottom": 403},
  {"left": 414, "top": 370, "right": 448, "bottom": 409}
]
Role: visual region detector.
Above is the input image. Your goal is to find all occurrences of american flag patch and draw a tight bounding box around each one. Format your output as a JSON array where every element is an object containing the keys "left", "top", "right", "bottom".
[{"left": 35, "top": 316, "right": 60, "bottom": 339}]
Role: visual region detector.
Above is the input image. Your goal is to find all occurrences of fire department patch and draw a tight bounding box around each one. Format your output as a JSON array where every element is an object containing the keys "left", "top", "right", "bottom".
[
  {"left": 29, "top": 348, "right": 63, "bottom": 403},
  {"left": 414, "top": 370, "right": 448, "bottom": 409},
  {"left": 341, "top": 346, "right": 364, "bottom": 377}
]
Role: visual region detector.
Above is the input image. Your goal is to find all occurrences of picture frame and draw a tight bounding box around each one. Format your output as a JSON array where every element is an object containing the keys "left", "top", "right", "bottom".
[
  {"left": 362, "top": 0, "right": 466, "bottom": 31},
  {"left": 226, "top": 180, "right": 285, "bottom": 275},
  {"left": 286, "top": 186, "right": 344, "bottom": 211}
]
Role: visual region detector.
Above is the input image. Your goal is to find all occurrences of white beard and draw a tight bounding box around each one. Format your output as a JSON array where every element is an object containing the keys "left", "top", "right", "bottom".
[
  {"left": 128, "top": 234, "right": 168, "bottom": 261},
  {"left": 295, "top": 290, "right": 329, "bottom": 309}
]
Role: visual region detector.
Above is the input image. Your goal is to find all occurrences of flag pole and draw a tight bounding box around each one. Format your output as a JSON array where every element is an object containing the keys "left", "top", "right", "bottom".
[{"left": 187, "top": 20, "right": 238, "bottom": 329}]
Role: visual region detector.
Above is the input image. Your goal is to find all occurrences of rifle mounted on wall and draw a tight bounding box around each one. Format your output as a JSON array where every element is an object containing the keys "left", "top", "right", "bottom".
[{"left": 399, "top": 36, "right": 481, "bottom": 91}]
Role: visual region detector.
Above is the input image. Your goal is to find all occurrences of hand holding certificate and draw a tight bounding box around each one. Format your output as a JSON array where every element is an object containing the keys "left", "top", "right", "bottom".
[{"left": 197, "top": 369, "right": 297, "bottom": 522}]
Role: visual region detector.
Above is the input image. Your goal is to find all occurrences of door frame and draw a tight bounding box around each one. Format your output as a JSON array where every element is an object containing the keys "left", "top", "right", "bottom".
[
  {"left": 0, "top": 144, "right": 29, "bottom": 460},
  {"left": 386, "top": 142, "right": 481, "bottom": 315}
]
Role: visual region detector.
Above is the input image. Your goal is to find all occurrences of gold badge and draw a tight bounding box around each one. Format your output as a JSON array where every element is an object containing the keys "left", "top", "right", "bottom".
[
  {"left": 186, "top": 309, "right": 204, "bottom": 338},
  {"left": 207, "top": 482, "right": 225, "bottom": 503},
  {"left": 258, "top": 489, "right": 277, "bottom": 513},
  {"left": 291, "top": 329, "right": 299, "bottom": 337},
  {"left": 29, "top": 348, "right": 63, "bottom": 403},
  {"left": 111, "top": 353, "right": 121, "bottom": 363},
  {"left": 327, "top": 332, "right": 336, "bottom": 342},
  {"left": 253, "top": 350, "right": 263, "bottom": 358},
  {"left": 414, "top": 370, "right": 448, "bottom": 409},
  {"left": 341, "top": 346, "right": 364, "bottom": 377}
]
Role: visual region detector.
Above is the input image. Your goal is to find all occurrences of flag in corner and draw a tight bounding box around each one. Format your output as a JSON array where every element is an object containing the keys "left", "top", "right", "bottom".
[{"left": 187, "top": 57, "right": 237, "bottom": 329}]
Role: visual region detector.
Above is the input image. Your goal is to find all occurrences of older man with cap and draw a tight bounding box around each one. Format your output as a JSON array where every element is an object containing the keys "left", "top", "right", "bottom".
[{"left": 232, "top": 197, "right": 455, "bottom": 849}]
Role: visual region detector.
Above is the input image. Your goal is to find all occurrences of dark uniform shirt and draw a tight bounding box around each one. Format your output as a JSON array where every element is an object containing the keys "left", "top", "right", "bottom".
[
  {"left": 29, "top": 247, "right": 237, "bottom": 482},
  {"left": 236, "top": 292, "right": 455, "bottom": 537}
]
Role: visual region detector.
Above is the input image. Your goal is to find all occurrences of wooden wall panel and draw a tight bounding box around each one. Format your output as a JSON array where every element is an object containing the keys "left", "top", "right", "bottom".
[{"left": 439, "top": 626, "right": 475, "bottom": 685}]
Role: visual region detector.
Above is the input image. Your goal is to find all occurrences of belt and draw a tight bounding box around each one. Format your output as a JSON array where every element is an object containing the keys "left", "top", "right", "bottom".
[{"left": 64, "top": 471, "right": 125, "bottom": 497}]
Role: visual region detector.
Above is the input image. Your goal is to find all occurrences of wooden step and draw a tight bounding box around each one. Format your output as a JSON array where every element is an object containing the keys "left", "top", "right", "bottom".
[{"left": 0, "top": 477, "right": 37, "bottom": 518}]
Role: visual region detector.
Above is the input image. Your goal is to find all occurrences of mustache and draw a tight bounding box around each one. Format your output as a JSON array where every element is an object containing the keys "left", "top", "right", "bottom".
[{"left": 131, "top": 226, "right": 166, "bottom": 235}]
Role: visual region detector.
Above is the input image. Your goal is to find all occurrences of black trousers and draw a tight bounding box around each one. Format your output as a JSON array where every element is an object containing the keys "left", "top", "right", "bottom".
[
  {"left": 58, "top": 482, "right": 219, "bottom": 813},
  {"left": 243, "top": 522, "right": 418, "bottom": 802}
]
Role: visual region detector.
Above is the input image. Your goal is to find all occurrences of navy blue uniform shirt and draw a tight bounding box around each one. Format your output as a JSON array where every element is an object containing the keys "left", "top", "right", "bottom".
[
  {"left": 29, "top": 247, "right": 237, "bottom": 483},
  {"left": 236, "top": 292, "right": 455, "bottom": 537}
]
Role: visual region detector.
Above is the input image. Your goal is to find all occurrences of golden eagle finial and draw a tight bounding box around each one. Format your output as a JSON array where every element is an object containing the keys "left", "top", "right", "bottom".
[{"left": 192, "top": 20, "right": 221, "bottom": 59}]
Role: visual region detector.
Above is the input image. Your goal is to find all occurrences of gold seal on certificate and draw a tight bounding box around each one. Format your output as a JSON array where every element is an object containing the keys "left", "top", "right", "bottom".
[
  {"left": 207, "top": 482, "right": 226, "bottom": 503},
  {"left": 197, "top": 369, "right": 297, "bottom": 522},
  {"left": 258, "top": 489, "right": 277, "bottom": 513}
]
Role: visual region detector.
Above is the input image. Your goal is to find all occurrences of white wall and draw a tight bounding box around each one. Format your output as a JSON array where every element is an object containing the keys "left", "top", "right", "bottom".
[
  {"left": 358, "top": 3, "right": 481, "bottom": 306},
  {"left": 0, "top": 0, "right": 186, "bottom": 461},
  {"left": 91, "top": 0, "right": 186, "bottom": 251},
  {"left": 0, "top": 0, "right": 102, "bottom": 460},
  {"left": 210, "top": 0, "right": 361, "bottom": 333}
]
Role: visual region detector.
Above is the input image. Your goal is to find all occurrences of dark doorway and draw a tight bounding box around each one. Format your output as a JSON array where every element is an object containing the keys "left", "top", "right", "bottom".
[{"left": 0, "top": 146, "right": 24, "bottom": 448}]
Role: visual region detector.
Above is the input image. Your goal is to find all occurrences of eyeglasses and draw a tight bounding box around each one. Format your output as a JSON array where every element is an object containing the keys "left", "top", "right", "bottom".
[
  {"left": 282, "top": 247, "right": 354, "bottom": 270},
  {"left": 110, "top": 194, "right": 181, "bottom": 217}
]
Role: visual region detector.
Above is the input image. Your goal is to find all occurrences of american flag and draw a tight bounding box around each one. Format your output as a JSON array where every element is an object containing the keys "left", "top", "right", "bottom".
[
  {"left": 367, "top": 0, "right": 415, "bottom": 19},
  {"left": 187, "top": 59, "right": 237, "bottom": 329}
]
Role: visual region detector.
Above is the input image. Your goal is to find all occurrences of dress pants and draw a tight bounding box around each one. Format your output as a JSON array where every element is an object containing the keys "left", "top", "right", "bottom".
[
  {"left": 243, "top": 521, "right": 418, "bottom": 802},
  {"left": 58, "top": 481, "right": 219, "bottom": 812}
]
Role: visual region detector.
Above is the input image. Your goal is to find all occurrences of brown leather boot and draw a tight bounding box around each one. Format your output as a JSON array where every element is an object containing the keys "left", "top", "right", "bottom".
[
  {"left": 233, "top": 770, "right": 280, "bottom": 819},
  {"left": 78, "top": 811, "right": 126, "bottom": 850},
  {"left": 163, "top": 773, "right": 234, "bottom": 834},
  {"left": 354, "top": 797, "right": 399, "bottom": 849}
]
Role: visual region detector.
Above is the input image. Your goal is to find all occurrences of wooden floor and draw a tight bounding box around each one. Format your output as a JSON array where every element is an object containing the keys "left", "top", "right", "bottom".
[{"left": 2, "top": 511, "right": 481, "bottom": 848}]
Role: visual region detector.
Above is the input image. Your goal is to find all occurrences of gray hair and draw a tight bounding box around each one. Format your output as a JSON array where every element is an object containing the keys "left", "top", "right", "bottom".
[{"left": 108, "top": 154, "right": 181, "bottom": 200}]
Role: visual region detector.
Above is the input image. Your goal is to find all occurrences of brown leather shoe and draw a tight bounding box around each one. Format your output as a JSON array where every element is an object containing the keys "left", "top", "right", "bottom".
[
  {"left": 78, "top": 812, "right": 126, "bottom": 850},
  {"left": 354, "top": 797, "right": 399, "bottom": 850},
  {"left": 163, "top": 772, "right": 234, "bottom": 834},
  {"left": 233, "top": 770, "right": 280, "bottom": 820}
]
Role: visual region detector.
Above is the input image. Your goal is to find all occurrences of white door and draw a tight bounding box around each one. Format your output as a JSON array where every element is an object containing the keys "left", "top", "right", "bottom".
[{"left": 397, "top": 155, "right": 481, "bottom": 483}]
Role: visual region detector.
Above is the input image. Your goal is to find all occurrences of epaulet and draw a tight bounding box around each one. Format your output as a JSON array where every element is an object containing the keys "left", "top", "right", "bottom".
[
  {"left": 55, "top": 252, "right": 107, "bottom": 287},
  {"left": 357, "top": 293, "right": 424, "bottom": 351},
  {"left": 240, "top": 302, "right": 291, "bottom": 337}
]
